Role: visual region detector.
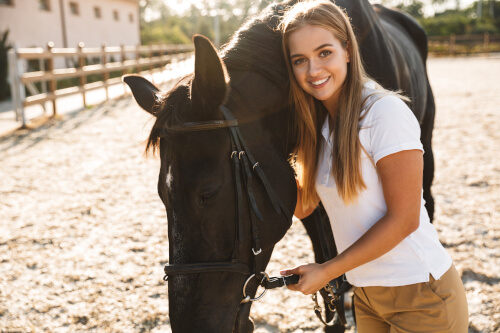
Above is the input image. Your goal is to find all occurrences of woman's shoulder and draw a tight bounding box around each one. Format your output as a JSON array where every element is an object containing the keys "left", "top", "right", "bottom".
[
  {"left": 370, "top": 94, "right": 409, "bottom": 115},
  {"left": 361, "top": 85, "right": 413, "bottom": 124}
]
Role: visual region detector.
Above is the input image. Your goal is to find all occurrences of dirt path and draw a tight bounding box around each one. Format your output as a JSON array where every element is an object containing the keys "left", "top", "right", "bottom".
[{"left": 0, "top": 56, "right": 498, "bottom": 332}]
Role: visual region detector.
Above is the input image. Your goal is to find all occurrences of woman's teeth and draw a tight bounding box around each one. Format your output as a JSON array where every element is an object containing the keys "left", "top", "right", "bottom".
[{"left": 311, "top": 77, "right": 329, "bottom": 86}]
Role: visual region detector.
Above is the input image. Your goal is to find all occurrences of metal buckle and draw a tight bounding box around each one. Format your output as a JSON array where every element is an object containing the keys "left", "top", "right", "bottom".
[
  {"left": 312, "top": 291, "right": 336, "bottom": 327},
  {"left": 230, "top": 151, "right": 238, "bottom": 158},
  {"left": 241, "top": 272, "right": 270, "bottom": 303},
  {"left": 252, "top": 162, "right": 259, "bottom": 171},
  {"left": 252, "top": 247, "right": 262, "bottom": 255}
]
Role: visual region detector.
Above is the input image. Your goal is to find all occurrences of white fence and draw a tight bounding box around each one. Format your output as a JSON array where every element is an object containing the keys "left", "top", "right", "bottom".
[{"left": 8, "top": 42, "right": 194, "bottom": 127}]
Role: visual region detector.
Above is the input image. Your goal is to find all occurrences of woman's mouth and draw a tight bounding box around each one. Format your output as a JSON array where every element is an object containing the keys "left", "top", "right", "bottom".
[{"left": 309, "top": 77, "right": 330, "bottom": 88}]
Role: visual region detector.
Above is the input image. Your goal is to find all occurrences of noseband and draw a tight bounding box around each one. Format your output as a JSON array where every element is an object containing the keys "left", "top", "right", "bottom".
[{"left": 162, "top": 104, "right": 296, "bottom": 302}]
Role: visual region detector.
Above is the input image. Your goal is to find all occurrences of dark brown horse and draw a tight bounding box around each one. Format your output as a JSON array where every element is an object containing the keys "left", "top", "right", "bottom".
[{"left": 124, "top": 0, "right": 436, "bottom": 331}]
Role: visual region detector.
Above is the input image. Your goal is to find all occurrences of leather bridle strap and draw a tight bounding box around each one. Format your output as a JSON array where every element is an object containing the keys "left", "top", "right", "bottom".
[
  {"left": 164, "top": 262, "right": 251, "bottom": 276},
  {"left": 165, "top": 119, "right": 239, "bottom": 132},
  {"left": 219, "top": 105, "right": 293, "bottom": 223}
]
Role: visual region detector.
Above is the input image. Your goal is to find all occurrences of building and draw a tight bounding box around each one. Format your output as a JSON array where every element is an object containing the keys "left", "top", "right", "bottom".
[{"left": 0, "top": 0, "right": 141, "bottom": 49}]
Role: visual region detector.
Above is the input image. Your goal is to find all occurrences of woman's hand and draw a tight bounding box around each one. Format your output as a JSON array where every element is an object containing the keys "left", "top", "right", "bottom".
[{"left": 280, "top": 263, "right": 334, "bottom": 295}]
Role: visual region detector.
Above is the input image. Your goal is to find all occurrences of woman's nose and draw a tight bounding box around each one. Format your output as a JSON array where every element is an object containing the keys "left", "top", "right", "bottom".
[{"left": 308, "top": 59, "right": 321, "bottom": 77}]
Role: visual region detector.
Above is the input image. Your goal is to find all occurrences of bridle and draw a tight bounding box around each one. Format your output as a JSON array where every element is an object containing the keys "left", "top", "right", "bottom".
[
  {"left": 160, "top": 103, "right": 350, "bottom": 326},
  {"left": 162, "top": 104, "right": 298, "bottom": 302}
]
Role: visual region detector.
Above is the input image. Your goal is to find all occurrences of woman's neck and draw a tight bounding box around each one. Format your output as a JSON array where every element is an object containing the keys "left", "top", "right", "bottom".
[{"left": 322, "top": 91, "right": 340, "bottom": 118}]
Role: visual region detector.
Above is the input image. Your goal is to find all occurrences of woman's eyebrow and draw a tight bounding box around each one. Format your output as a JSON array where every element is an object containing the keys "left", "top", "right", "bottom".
[
  {"left": 290, "top": 43, "right": 334, "bottom": 59},
  {"left": 314, "top": 43, "right": 333, "bottom": 51}
]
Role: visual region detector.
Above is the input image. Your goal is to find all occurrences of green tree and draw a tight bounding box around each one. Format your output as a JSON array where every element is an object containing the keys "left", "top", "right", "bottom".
[
  {"left": 140, "top": 0, "right": 268, "bottom": 46},
  {"left": 395, "top": 0, "right": 425, "bottom": 19}
]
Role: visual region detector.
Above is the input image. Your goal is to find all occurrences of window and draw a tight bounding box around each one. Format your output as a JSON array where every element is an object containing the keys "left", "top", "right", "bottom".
[
  {"left": 38, "top": 0, "right": 50, "bottom": 11},
  {"left": 0, "top": 0, "right": 14, "bottom": 6},
  {"left": 94, "top": 6, "right": 101, "bottom": 19},
  {"left": 69, "top": 2, "right": 79, "bottom": 15},
  {"left": 113, "top": 10, "right": 119, "bottom": 21},
  {"left": 129, "top": 13, "right": 134, "bottom": 23}
]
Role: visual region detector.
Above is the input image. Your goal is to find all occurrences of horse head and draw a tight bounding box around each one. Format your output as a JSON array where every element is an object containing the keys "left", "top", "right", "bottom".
[{"left": 124, "top": 35, "right": 296, "bottom": 332}]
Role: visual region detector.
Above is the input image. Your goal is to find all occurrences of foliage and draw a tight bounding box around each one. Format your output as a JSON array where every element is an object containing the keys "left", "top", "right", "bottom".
[
  {"left": 0, "top": 29, "right": 13, "bottom": 101},
  {"left": 139, "top": 0, "right": 499, "bottom": 44},
  {"left": 139, "top": 0, "right": 279, "bottom": 46},
  {"left": 395, "top": 0, "right": 425, "bottom": 19},
  {"left": 394, "top": 0, "right": 500, "bottom": 36}
]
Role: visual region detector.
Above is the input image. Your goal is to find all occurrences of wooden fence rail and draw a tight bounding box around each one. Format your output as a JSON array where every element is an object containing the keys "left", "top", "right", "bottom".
[
  {"left": 428, "top": 33, "right": 500, "bottom": 56},
  {"left": 8, "top": 42, "right": 194, "bottom": 127}
]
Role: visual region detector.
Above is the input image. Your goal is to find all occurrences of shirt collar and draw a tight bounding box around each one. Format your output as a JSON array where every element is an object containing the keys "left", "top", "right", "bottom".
[{"left": 321, "top": 117, "right": 330, "bottom": 143}]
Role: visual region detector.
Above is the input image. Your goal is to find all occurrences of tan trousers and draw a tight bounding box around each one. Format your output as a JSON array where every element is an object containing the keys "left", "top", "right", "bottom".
[{"left": 353, "top": 265, "right": 469, "bottom": 333}]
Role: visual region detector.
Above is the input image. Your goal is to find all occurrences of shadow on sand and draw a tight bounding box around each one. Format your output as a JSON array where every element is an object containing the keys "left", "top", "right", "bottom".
[{"left": 0, "top": 97, "right": 132, "bottom": 152}]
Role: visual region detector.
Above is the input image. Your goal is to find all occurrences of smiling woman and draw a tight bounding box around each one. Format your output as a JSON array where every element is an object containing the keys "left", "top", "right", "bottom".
[{"left": 278, "top": 1, "right": 469, "bottom": 332}]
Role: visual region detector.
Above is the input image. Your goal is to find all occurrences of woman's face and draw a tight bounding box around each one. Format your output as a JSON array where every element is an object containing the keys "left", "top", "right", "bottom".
[{"left": 288, "top": 24, "right": 349, "bottom": 110}]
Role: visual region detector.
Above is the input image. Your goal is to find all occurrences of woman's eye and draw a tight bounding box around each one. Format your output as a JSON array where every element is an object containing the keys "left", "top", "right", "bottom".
[
  {"left": 319, "top": 50, "right": 332, "bottom": 57},
  {"left": 293, "top": 58, "right": 305, "bottom": 66}
]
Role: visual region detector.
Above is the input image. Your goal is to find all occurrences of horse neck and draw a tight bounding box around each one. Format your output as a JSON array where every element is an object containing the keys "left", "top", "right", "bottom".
[
  {"left": 337, "top": 0, "right": 380, "bottom": 42},
  {"left": 227, "top": 70, "right": 293, "bottom": 155}
]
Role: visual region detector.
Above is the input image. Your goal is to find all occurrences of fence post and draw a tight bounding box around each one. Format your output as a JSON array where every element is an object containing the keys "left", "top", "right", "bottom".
[
  {"left": 39, "top": 54, "right": 47, "bottom": 114},
  {"left": 484, "top": 32, "right": 490, "bottom": 54},
  {"left": 101, "top": 43, "right": 109, "bottom": 101},
  {"left": 135, "top": 43, "right": 140, "bottom": 75},
  {"left": 121, "top": 43, "right": 127, "bottom": 94},
  {"left": 8, "top": 45, "right": 26, "bottom": 127},
  {"left": 47, "top": 41, "right": 56, "bottom": 115},
  {"left": 77, "top": 42, "right": 87, "bottom": 108},
  {"left": 450, "top": 34, "right": 456, "bottom": 56},
  {"left": 149, "top": 44, "right": 155, "bottom": 84}
]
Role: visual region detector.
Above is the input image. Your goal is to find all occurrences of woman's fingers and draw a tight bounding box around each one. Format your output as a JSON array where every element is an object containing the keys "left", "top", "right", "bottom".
[
  {"left": 280, "top": 265, "right": 303, "bottom": 276},
  {"left": 280, "top": 263, "right": 329, "bottom": 295},
  {"left": 280, "top": 266, "right": 306, "bottom": 292}
]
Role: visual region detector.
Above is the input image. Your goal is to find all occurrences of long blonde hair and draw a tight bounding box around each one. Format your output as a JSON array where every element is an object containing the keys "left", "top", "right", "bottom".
[{"left": 280, "top": 0, "right": 372, "bottom": 208}]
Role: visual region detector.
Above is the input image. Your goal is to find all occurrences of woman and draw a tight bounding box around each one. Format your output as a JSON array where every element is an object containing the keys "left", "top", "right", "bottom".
[{"left": 278, "top": 1, "right": 468, "bottom": 332}]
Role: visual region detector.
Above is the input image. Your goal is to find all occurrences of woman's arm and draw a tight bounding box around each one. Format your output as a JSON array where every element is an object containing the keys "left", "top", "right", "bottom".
[
  {"left": 293, "top": 179, "right": 319, "bottom": 219},
  {"left": 282, "top": 149, "right": 423, "bottom": 294}
]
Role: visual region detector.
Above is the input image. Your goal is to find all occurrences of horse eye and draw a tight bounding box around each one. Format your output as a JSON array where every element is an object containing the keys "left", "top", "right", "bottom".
[{"left": 200, "top": 188, "right": 220, "bottom": 203}]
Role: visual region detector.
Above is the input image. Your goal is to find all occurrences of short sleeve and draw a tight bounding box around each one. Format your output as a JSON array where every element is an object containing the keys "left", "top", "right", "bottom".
[{"left": 366, "top": 95, "right": 423, "bottom": 164}]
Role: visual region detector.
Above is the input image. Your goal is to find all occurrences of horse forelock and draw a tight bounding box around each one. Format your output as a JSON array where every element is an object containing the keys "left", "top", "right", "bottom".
[{"left": 145, "top": 75, "right": 193, "bottom": 154}]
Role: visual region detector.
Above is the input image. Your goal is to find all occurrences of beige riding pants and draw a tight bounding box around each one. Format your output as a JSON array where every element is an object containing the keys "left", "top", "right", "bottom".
[{"left": 353, "top": 265, "right": 469, "bottom": 333}]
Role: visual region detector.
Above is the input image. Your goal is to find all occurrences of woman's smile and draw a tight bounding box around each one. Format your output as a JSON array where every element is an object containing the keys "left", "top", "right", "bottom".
[{"left": 310, "top": 76, "right": 330, "bottom": 88}]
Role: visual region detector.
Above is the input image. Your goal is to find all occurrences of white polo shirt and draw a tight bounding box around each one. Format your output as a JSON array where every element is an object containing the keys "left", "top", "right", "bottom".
[{"left": 316, "top": 82, "right": 452, "bottom": 287}]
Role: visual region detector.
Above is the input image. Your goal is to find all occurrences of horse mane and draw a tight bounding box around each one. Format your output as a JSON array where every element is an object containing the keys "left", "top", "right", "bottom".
[
  {"left": 146, "top": 2, "right": 292, "bottom": 154},
  {"left": 221, "top": 3, "right": 290, "bottom": 88}
]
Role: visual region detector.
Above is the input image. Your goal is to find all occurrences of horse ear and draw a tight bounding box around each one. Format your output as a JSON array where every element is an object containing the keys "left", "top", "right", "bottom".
[
  {"left": 123, "top": 74, "right": 161, "bottom": 115},
  {"left": 192, "top": 34, "right": 229, "bottom": 109}
]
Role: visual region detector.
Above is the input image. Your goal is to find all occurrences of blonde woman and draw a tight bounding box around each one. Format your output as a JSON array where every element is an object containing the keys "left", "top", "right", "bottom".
[{"left": 278, "top": 1, "right": 468, "bottom": 331}]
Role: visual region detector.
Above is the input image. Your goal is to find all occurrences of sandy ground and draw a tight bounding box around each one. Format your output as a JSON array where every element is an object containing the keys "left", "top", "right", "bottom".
[{"left": 0, "top": 56, "right": 498, "bottom": 332}]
